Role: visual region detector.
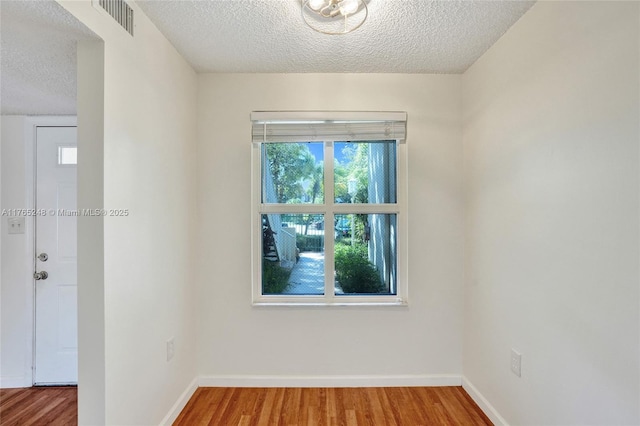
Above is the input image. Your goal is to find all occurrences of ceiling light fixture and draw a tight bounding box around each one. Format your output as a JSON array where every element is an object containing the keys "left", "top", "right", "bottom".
[{"left": 302, "top": 0, "right": 368, "bottom": 35}]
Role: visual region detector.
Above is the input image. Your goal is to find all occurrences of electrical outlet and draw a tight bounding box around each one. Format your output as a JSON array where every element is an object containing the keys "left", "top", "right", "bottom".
[
  {"left": 511, "top": 349, "right": 522, "bottom": 377},
  {"left": 166, "top": 337, "right": 175, "bottom": 362},
  {"left": 8, "top": 217, "right": 25, "bottom": 234}
]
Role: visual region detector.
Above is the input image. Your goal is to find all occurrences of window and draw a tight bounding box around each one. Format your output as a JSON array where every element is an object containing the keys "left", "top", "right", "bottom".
[
  {"left": 252, "top": 112, "right": 407, "bottom": 305},
  {"left": 57, "top": 146, "right": 77, "bottom": 165}
]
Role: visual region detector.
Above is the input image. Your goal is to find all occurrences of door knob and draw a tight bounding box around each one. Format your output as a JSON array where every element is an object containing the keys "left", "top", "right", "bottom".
[
  {"left": 38, "top": 253, "right": 48, "bottom": 262},
  {"left": 34, "top": 271, "right": 48, "bottom": 280}
]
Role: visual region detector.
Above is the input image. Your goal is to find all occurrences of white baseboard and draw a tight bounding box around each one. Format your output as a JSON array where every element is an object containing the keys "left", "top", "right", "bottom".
[
  {"left": 159, "top": 377, "right": 198, "bottom": 426},
  {"left": 0, "top": 376, "right": 31, "bottom": 389},
  {"left": 199, "top": 374, "right": 462, "bottom": 388},
  {"left": 462, "top": 376, "right": 508, "bottom": 426}
]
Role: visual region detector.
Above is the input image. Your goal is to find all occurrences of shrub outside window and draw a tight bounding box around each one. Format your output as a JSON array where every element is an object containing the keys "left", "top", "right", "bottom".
[{"left": 252, "top": 112, "right": 407, "bottom": 305}]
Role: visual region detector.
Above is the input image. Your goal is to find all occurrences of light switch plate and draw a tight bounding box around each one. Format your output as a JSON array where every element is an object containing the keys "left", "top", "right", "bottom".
[
  {"left": 8, "top": 217, "right": 25, "bottom": 234},
  {"left": 511, "top": 348, "right": 522, "bottom": 377},
  {"left": 167, "top": 337, "right": 175, "bottom": 362}
]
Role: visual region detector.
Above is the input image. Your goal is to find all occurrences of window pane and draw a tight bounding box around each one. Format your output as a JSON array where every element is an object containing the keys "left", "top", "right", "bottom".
[
  {"left": 58, "top": 146, "right": 77, "bottom": 165},
  {"left": 262, "top": 214, "right": 324, "bottom": 295},
  {"left": 334, "top": 141, "right": 396, "bottom": 204},
  {"left": 262, "top": 143, "right": 324, "bottom": 204},
  {"left": 334, "top": 214, "right": 397, "bottom": 295}
]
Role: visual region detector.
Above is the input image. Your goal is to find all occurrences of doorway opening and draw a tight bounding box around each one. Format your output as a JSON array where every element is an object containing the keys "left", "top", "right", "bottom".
[{"left": 33, "top": 126, "right": 78, "bottom": 386}]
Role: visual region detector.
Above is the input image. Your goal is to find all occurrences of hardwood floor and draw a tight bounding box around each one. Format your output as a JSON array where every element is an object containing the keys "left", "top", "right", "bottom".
[
  {"left": 174, "top": 387, "right": 493, "bottom": 425},
  {"left": 0, "top": 386, "right": 77, "bottom": 426},
  {"left": 0, "top": 386, "right": 491, "bottom": 425}
]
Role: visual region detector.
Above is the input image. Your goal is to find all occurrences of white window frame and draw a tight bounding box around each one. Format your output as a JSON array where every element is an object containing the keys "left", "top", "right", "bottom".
[{"left": 251, "top": 112, "right": 408, "bottom": 306}]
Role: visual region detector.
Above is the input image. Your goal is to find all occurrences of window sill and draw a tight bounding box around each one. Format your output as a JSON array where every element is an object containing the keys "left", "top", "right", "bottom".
[{"left": 252, "top": 300, "right": 408, "bottom": 307}]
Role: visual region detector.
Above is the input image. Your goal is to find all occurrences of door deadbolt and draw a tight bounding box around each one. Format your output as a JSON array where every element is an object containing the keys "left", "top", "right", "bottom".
[
  {"left": 38, "top": 253, "right": 48, "bottom": 262},
  {"left": 34, "top": 271, "right": 48, "bottom": 280}
]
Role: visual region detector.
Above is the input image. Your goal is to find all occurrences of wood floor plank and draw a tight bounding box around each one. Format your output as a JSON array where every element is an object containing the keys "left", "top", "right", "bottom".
[
  {"left": 268, "top": 387, "right": 287, "bottom": 425},
  {"left": 354, "top": 389, "right": 375, "bottom": 426},
  {"left": 0, "top": 389, "right": 36, "bottom": 415},
  {"left": 451, "top": 386, "right": 493, "bottom": 425},
  {"left": 1, "top": 393, "right": 50, "bottom": 425},
  {"left": 208, "top": 388, "right": 240, "bottom": 426},
  {"left": 364, "top": 388, "right": 387, "bottom": 426},
  {"left": 413, "top": 387, "right": 454, "bottom": 425},
  {"left": 174, "top": 387, "right": 216, "bottom": 425},
  {"left": 173, "top": 386, "right": 492, "bottom": 426},
  {"left": 324, "top": 387, "right": 338, "bottom": 426},
  {"left": 19, "top": 396, "right": 65, "bottom": 426},
  {"left": 0, "top": 386, "right": 77, "bottom": 426},
  {"left": 345, "top": 409, "right": 358, "bottom": 426},
  {"left": 439, "top": 387, "right": 483, "bottom": 425},
  {"left": 383, "top": 387, "right": 415, "bottom": 425},
  {"left": 255, "top": 388, "right": 278, "bottom": 426},
  {"left": 289, "top": 387, "right": 304, "bottom": 425},
  {"left": 299, "top": 388, "right": 318, "bottom": 426}
]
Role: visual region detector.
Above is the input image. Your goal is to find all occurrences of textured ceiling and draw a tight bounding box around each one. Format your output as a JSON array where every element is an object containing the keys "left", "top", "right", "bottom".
[
  {"left": 0, "top": 0, "right": 98, "bottom": 115},
  {"left": 0, "top": 0, "right": 535, "bottom": 115},
  {"left": 137, "top": 0, "right": 535, "bottom": 73}
]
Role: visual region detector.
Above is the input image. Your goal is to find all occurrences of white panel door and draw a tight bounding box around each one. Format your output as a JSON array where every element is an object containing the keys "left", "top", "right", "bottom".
[{"left": 34, "top": 126, "right": 78, "bottom": 385}]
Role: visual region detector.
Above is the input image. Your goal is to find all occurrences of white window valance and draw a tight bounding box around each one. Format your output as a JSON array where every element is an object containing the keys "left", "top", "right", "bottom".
[{"left": 251, "top": 111, "right": 407, "bottom": 144}]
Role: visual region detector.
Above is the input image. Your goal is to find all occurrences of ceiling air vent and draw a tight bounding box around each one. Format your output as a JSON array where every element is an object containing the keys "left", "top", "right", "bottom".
[{"left": 95, "top": 0, "right": 134, "bottom": 36}]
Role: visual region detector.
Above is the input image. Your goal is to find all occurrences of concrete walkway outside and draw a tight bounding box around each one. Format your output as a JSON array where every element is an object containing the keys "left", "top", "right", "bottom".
[{"left": 284, "top": 252, "right": 343, "bottom": 295}]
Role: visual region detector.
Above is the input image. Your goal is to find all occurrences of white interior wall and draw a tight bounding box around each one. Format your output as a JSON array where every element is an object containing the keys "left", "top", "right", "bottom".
[
  {"left": 462, "top": 2, "right": 640, "bottom": 424},
  {"left": 0, "top": 116, "right": 30, "bottom": 388},
  {"left": 0, "top": 116, "right": 2, "bottom": 390},
  {"left": 0, "top": 117, "right": 2, "bottom": 390},
  {"left": 196, "top": 74, "right": 464, "bottom": 383},
  {"left": 1, "top": 116, "right": 77, "bottom": 389},
  {"left": 76, "top": 40, "right": 106, "bottom": 424},
  {"left": 58, "top": 2, "right": 199, "bottom": 424}
]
